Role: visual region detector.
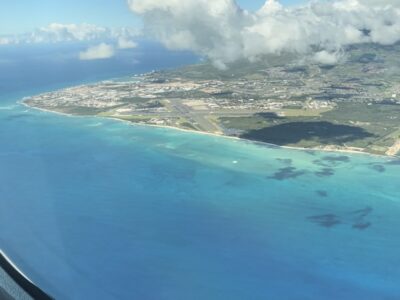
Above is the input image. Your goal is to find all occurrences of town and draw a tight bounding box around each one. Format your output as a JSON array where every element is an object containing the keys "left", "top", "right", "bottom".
[{"left": 24, "top": 44, "right": 400, "bottom": 156}]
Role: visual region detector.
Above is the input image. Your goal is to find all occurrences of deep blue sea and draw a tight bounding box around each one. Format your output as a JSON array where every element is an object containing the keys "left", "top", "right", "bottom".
[{"left": 1, "top": 43, "right": 400, "bottom": 300}]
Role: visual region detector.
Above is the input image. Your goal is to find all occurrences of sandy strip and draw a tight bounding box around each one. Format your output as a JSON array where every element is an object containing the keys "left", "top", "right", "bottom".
[
  {"left": 386, "top": 140, "right": 400, "bottom": 156},
  {"left": 20, "top": 101, "right": 398, "bottom": 160}
]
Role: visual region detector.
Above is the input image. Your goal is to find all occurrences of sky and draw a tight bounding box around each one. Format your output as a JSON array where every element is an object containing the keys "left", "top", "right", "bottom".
[
  {"left": 0, "top": 0, "right": 304, "bottom": 35},
  {"left": 1, "top": 0, "right": 400, "bottom": 66}
]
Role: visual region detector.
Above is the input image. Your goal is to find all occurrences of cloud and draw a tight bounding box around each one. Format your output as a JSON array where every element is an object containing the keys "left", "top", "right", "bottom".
[
  {"left": 0, "top": 37, "right": 11, "bottom": 45},
  {"left": 128, "top": 0, "right": 400, "bottom": 67},
  {"left": 32, "top": 23, "right": 109, "bottom": 43},
  {"left": 79, "top": 43, "right": 115, "bottom": 60},
  {"left": 313, "top": 51, "right": 343, "bottom": 65},
  {"left": 118, "top": 37, "right": 138, "bottom": 49},
  {"left": 0, "top": 23, "right": 140, "bottom": 46},
  {"left": 0, "top": 23, "right": 141, "bottom": 62}
]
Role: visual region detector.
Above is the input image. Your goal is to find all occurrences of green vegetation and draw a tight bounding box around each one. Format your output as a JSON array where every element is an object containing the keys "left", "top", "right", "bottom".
[
  {"left": 219, "top": 101, "right": 400, "bottom": 154},
  {"left": 24, "top": 42, "right": 400, "bottom": 156},
  {"left": 180, "top": 122, "right": 198, "bottom": 131}
]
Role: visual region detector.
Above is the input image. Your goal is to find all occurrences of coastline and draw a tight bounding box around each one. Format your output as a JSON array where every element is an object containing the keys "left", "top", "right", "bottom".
[{"left": 20, "top": 101, "right": 398, "bottom": 160}]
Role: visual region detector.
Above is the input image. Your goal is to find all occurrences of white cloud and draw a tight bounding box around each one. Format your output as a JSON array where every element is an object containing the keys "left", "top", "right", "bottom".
[
  {"left": 118, "top": 37, "right": 138, "bottom": 49},
  {"left": 32, "top": 23, "right": 108, "bottom": 43},
  {"left": 0, "top": 23, "right": 140, "bottom": 46},
  {"left": 0, "top": 37, "right": 11, "bottom": 45},
  {"left": 313, "top": 51, "right": 343, "bottom": 65},
  {"left": 128, "top": 0, "right": 400, "bottom": 67},
  {"left": 79, "top": 43, "right": 115, "bottom": 60}
]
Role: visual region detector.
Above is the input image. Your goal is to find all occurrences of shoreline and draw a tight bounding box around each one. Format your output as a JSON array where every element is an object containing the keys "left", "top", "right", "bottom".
[{"left": 20, "top": 101, "right": 399, "bottom": 160}]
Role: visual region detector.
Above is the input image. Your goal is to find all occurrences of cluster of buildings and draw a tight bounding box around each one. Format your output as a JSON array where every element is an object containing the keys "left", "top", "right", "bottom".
[{"left": 24, "top": 61, "right": 395, "bottom": 119}]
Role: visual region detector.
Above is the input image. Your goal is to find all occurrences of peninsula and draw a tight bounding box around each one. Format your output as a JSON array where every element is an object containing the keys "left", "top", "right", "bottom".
[{"left": 24, "top": 44, "right": 400, "bottom": 157}]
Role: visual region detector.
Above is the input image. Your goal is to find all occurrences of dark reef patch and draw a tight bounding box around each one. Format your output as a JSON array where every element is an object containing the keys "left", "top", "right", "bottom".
[
  {"left": 351, "top": 206, "right": 373, "bottom": 219},
  {"left": 370, "top": 164, "right": 386, "bottom": 173},
  {"left": 316, "top": 190, "right": 328, "bottom": 197},
  {"left": 307, "top": 214, "right": 341, "bottom": 228},
  {"left": 352, "top": 222, "right": 372, "bottom": 230},
  {"left": 315, "top": 168, "right": 335, "bottom": 177},
  {"left": 276, "top": 158, "right": 293, "bottom": 165},
  {"left": 313, "top": 155, "right": 351, "bottom": 167},
  {"left": 307, "top": 206, "right": 373, "bottom": 230},
  {"left": 322, "top": 155, "right": 350, "bottom": 163},
  {"left": 269, "top": 167, "right": 307, "bottom": 180}
]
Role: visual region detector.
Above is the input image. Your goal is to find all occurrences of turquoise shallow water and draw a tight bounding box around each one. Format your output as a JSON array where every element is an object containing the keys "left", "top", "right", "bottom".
[{"left": 0, "top": 96, "right": 399, "bottom": 299}]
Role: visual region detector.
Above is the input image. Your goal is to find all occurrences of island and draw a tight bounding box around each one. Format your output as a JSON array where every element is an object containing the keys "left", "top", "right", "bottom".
[{"left": 23, "top": 43, "right": 400, "bottom": 157}]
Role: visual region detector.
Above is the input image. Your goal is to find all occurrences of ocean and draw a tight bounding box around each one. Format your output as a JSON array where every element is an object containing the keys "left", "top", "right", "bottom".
[{"left": 0, "top": 43, "right": 400, "bottom": 300}]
